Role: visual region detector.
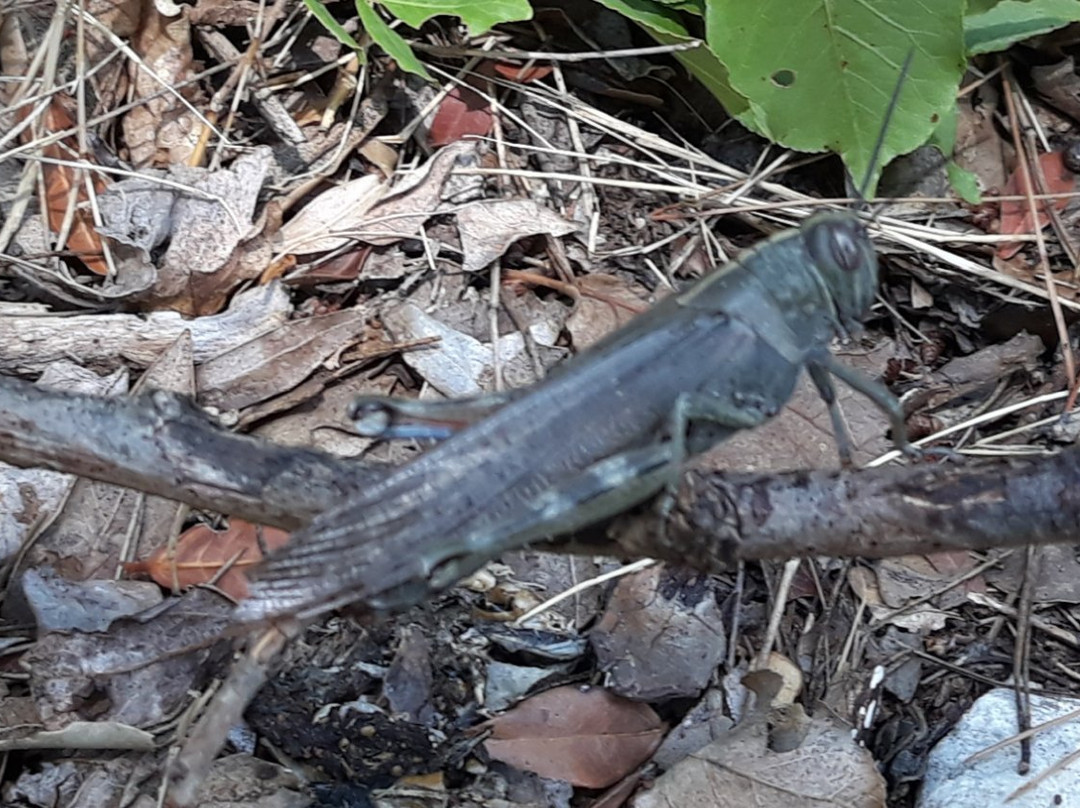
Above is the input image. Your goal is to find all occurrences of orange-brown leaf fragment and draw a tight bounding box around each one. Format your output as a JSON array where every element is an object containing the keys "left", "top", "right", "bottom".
[
  {"left": 482, "top": 685, "right": 666, "bottom": 788},
  {"left": 997, "top": 150, "right": 1075, "bottom": 259},
  {"left": 25, "top": 98, "right": 110, "bottom": 274},
  {"left": 490, "top": 62, "right": 554, "bottom": 82},
  {"left": 428, "top": 84, "right": 493, "bottom": 148},
  {"left": 124, "top": 519, "right": 290, "bottom": 599}
]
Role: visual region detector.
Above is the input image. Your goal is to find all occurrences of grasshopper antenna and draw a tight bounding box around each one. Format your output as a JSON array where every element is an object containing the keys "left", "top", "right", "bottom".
[{"left": 858, "top": 48, "right": 916, "bottom": 216}]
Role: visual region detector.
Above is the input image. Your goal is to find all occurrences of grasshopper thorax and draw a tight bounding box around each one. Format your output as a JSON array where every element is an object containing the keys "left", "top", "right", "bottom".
[{"left": 803, "top": 211, "right": 878, "bottom": 338}]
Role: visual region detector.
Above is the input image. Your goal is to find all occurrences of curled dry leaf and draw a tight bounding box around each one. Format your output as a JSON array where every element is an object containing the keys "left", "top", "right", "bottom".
[
  {"left": 481, "top": 685, "right": 666, "bottom": 789},
  {"left": 123, "top": 519, "right": 290, "bottom": 599}
]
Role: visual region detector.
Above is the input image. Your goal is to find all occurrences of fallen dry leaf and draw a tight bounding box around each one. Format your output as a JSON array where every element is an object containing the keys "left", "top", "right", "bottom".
[
  {"left": 490, "top": 62, "right": 554, "bottom": 82},
  {"left": 277, "top": 173, "right": 388, "bottom": 254},
  {"left": 633, "top": 703, "right": 885, "bottom": 808},
  {"left": 482, "top": 685, "right": 666, "bottom": 789},
  {"left": 23, "top": 98, "right": 110, "bottom": 274},
  {"left": 428, "top": 83, "right": 494, "bottom": 148},
  {"left": 124, "top": 519, "right": 290, "bottom": 599},
  {"left": 848, "top": 565, "right": 948, "bottom": 632},
  {"left": 592, "top": 564, "right": 726, "bottom": 700},
  {"left": 123, "top": 4, "right": 200, "bottom": 167},
  {"left": 361, "top": 141, "right": 481, "bottom": 246},
  {"left": 997, "top": 150, "right": 1075, "bottom": 259},
  {"left": 195, "top": 306, "right": 370, "bottom": 411},
  {"left": 456, "top": 198, "right": 578, "bottom": 273},
  {"left": 566, "top": 274, "right": 651, "bottom": 350},
  {"left": 24, "top": 588, "right": 232, "bottom": 729}
]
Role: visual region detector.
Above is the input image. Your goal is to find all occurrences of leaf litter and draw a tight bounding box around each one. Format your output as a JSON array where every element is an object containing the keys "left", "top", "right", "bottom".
[{"left": 1, "top": 3, "right": 1079, "bottom": 808}]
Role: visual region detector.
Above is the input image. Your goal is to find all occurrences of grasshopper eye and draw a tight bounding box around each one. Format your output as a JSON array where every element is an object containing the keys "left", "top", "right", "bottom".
[
  {"left": 807, "top": 217, "right": 868, "bottom": 276},
  {"left": 830, "top": 224, "right": 864, "bottom": 273}
]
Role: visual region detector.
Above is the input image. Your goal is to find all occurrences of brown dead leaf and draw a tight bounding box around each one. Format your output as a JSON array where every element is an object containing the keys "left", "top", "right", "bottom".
[
  {"left": 847, "top": 566, "right": 947, "bottom": 632},
  {"left": 632, "top": 707, "right": 885, "bottom": 808},
  {"left": 22, "top": 98, "right": 110, "bottom": 274},
  {"left": 123, "top": 5, "right": 200, "bottom": 167},
  {"left": 361, "top": 141, "right": 481, "bottom": 246},
  {"left": 997, "top": 150, "right": 1075, "bottom": 259},
  {"left": 189, "top": 0, "right": 265, "bottom": 26},
  {"left": 428, "top": 83, "right": 494, "bottom": 149},
  {"left": 592, "top": 564, "right": 726, "bottom": 700},
  {"left": 875, "top": 553, "right": 979, "bottom": 611},
  {"left": 987, "top": 543, "right": 1080, "bottom": 603},
  {"left": 196, "top": 306, "right": 370, "bottom": 411},
  {"left": 124, "top": 519, "right": 290, "bottom": 599},
  {"left": 277, "top": 173, "right": 388, "bottom": 254},
  {"left": 196, "top": 755, "right": 308, "bottom": 808},
  {"left": 482, "top": 685, "right": 666, "bottom": 789},
  {"left": 566, "top": 274, "right": 651, "bottom": 350},
  {"left": 24, "top": 587, "right": 232, "bottom": 729},
  {"left": 490, "top": 62, "right": 554, "bottom": 82}
]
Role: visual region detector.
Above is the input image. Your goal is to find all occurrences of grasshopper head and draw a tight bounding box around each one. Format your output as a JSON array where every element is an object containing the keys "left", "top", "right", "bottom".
[{"left": 804, "top": 212, "right": 878, "bottom": 336}]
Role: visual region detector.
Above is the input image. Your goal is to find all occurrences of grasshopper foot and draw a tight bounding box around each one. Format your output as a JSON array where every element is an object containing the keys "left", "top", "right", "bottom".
[{"left": 897, "top": 439, "right": 960, "bottom": 463}]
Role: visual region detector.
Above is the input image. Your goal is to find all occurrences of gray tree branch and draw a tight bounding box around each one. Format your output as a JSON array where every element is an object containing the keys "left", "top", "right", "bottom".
[{"left": 0, "top": 374, "right": 1074, "bottom": 574}]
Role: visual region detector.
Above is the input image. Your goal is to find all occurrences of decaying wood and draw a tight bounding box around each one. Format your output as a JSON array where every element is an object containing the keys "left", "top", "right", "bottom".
[
  {"left": 0, "top": 283, "right": 291, "bottom": 373},
  {"left": 0, "top": 374, "right": 378, "bottom": 530}
]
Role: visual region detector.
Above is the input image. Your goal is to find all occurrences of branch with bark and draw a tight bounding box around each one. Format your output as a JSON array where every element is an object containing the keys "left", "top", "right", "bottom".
[{"left": 0, "top": 374, "right": 1074, "bottom": 576}]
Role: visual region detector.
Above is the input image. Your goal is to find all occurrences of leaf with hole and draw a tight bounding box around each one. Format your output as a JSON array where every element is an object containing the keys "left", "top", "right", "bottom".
[{"left": 705, "top": 0, "right": 967, "bottom": 195}]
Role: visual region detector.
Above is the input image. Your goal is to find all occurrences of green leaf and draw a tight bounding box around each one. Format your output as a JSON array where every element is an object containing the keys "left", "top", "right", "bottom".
[
  {"left": 303, "top": 0, "right": 364, "bottom": 50},
  {"left": 965, "top": 0, "right": 1080, "bottom": 55},
  {"left": 355, "top": 0, "right": 431, "bottom": 79},
  {"left": 946, "top": 162, "right": 982, "bottom": 203},
  {"left": 593, "top": 0, "right": 749, "bottom": 119},
  {"left": 379, "top": 0, "right": 533, "bottom": 36},
  {"left": 705, "top": 0, "right": 967, "bottom": 196},
  {"left": 927, "top": 103, "right": 982, "bottom": 203}
]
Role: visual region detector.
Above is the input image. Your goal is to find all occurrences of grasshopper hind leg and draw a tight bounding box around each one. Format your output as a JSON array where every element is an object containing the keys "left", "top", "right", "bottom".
[
  {"left": 652, "top": 391, "right": 777, "bottom": 522},
  {"left": 376, "top": 394, "right": 780, "bottom": 606}
]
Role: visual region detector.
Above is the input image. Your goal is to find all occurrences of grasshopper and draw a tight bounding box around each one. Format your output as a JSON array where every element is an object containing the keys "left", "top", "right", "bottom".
[{"left": 235, "top": 64, "right": 917, "bottom": 624}]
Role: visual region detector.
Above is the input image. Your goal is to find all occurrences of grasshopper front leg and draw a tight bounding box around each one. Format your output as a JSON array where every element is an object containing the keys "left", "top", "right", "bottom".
[
  {"left": 409, "top": 444, "right": 679, "bottom": 608},
  {"left": 807, "top": 350, "right": 916, "bottom": 459}
]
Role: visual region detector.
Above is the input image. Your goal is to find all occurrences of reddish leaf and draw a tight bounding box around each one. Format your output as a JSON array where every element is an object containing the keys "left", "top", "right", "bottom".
[
  {"left": 123, "top": 519, "right": 290, "bottom": 599},
  {"left": 482, "top": 685, "right": 666, "bottom": 788},
  {"left": 428, "top": 84, "right": 493, "bottom": 148},
  {"left": 22, "top": 98, "right": 110, "bottom": 274},
  {"left": 490, "top": 62, "right": 554, "bottom": 82},
  {"left": 997, "top": 150, "right": 1075, "bottom": 259}
]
